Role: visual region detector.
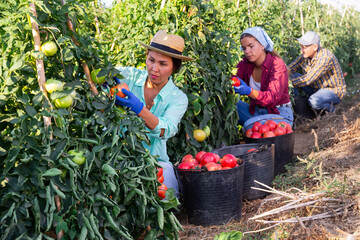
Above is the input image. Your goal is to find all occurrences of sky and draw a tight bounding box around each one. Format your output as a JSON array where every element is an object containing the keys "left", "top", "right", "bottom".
[{"left": 100, "top": 0, "right": 360, "bottom": 11}]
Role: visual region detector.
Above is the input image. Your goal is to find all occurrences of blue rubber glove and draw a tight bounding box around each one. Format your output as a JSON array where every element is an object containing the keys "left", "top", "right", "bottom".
[
  {"left": 115, "top": 89, "right": 144, "bottom": 115},
  {"left": 113, "top": 76, "right": 121, "bottom": 84},
  {"left": 233, "top": 78, "right": 252, "bottom": 95}
]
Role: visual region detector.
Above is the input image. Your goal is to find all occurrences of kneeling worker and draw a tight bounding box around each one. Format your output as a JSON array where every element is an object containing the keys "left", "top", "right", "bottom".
[{"left": 288, "top": 31, "right": 346, "bottom": 112}]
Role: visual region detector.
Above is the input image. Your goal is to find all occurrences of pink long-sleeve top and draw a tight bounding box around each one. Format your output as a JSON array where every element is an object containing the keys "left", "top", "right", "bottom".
[{"left": 235, "top": 53, "right": 290, "bottom": 115}]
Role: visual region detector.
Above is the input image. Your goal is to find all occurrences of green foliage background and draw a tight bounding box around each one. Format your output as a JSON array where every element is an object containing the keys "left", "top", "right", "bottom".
[
  {"left": 1, "top": 0, "right": 360, "bottom": 239},
  {"left": 101, "top": 0, "right": 360, "bottom": 163}
]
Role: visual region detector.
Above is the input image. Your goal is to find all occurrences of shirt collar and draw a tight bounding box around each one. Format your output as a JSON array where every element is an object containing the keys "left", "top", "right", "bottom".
[
  {"left": 135, "top": 73, "right": 175, "bottom": 101},
  {"left": 261, "top": 52, "right": 273, "bottom": 70}
]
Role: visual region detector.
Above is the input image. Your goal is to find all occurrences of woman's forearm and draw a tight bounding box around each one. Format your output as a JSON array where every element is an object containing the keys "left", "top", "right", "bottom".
[{"left": 137, "top": 107, "right": 159, "bottom": 130}]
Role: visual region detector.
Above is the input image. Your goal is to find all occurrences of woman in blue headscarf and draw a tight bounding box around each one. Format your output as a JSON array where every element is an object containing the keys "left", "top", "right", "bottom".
[{"left": 232, "top": 27, "right": 293, "bottom": 128}]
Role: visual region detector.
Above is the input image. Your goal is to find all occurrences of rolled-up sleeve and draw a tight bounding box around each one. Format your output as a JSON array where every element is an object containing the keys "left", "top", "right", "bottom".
[
  {"left": 288, "top": 55, "right": 303, "bottom": 75},
  {"left": 146, "top": 91, "right": 188, "bottom": 140}
]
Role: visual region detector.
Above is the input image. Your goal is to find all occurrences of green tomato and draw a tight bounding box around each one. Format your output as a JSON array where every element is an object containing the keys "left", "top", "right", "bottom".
[
  {"left": 90, "top": 69, "right": 106, "bottom": 84},
  {"left": 203, "top": 126, "right": 211, "bottom": 137},
  {"left": 45, "top": 79, "right": 64, "bottom": 93},
  {"left": 41, "top": 41, "right": 58, "bottom": 56},
  {"left": 54, "top": 95, "right": 73, "bottom": 108},
  {"left": 68, "top": 150, "right": 86, "bottom": 166},
  {"left": 60, "top": 169, "right": 67, "bottom": 179}
]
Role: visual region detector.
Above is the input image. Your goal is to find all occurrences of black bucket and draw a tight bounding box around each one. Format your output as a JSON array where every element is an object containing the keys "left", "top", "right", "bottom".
[
  {"left": 213, "top": 143, "right": 275, "bottom": 200},
  {"left": 293, "top": 96, "right": 316, "bottom": 119},
  {"left": 244, "top": 132, "right": 295, "bottom": 176},
  {"left": 175, "top": 162, "right": 244, "bottom": 226}
]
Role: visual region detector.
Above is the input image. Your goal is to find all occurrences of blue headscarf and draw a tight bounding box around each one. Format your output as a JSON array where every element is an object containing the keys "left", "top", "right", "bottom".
[{"left": 241, "top": 27, "right": 274, "bottom": 52}]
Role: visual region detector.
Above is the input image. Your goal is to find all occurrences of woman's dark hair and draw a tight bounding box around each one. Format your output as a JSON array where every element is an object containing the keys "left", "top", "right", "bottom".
[
  {"left": 145, "top": 50, "right": 182, "bottom": 73},
  {"left": 172, "top": 57, "right": 182, "bottom": 73},
  {"left": 240, "top": 33, "right": 283, "bottom": 60}
]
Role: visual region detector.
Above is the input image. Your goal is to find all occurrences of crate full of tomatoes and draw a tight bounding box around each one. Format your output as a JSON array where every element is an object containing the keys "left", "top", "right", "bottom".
[
  {"left": 175, "top": 151, "right": 244, "bottom": 226},
  {"left": 243, "top": 120, "right": 295, "bottom": 176}
]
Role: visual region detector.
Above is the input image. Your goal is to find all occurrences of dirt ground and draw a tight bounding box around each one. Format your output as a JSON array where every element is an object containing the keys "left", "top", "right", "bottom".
[{"left": 177, "top": 77, "right": 360, "bottom": 239}]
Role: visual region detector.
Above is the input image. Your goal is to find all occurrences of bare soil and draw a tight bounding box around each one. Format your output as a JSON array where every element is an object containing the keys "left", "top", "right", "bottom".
[{"left": 178, "top": 77, "right": 360, "bottom": 239}]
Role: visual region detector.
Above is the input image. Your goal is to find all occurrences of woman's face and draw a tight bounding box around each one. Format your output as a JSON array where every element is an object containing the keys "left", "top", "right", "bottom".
[
  {"left": 241, "top": 36, "right": 266, "bottom": 65},
  {"left": 146, "top": 50, "right": 174, "bottom": 87}
]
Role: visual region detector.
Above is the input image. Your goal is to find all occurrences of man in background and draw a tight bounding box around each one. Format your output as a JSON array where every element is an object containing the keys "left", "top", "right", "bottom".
[{"left": 288, "top": 31, "right": 346, "bottom": 113}]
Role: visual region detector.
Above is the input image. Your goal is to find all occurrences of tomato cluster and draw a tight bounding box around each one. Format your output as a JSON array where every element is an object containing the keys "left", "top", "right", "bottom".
[
  {"left": 157, "top": 167, "right": 168, "bottom": 199},
  {"left": 245, "top": 120, "right": 293, "bottom": 139},
  {"left": 177, "top": 151, "right": 242, "bottom": 171}
]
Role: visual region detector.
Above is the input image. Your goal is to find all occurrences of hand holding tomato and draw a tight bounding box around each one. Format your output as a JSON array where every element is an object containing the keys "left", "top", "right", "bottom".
[{"left": 114, "top": 89, "right": 144, "bottom": 115}]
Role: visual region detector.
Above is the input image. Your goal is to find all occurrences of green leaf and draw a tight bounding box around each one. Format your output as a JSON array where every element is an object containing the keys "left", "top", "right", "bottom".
[
  {"left": 156, "top": 205, "right": 164, "bottom": 230},
  {"left": 102, "top": 164, "right": 117, "bottom": 176},
  {"left": 42, "top": 168, "right": 62, "bottom": 177},
  {"left": 49, "top": 139, "right": 67, "bottom": 161},
  {"left": 9, "top": 57, "right": 24, "bottom": 72},
  {"left": 25, "top": 104, "right": 37, "bottom": 117}
]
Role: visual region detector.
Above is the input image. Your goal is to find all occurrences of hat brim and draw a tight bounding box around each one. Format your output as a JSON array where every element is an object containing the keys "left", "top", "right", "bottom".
[
  {"left": 297, "top": 37, "right": 312, "bottom": 46},
  {"left": 138, "top": 41, "right": 194, "bottom": 61}
]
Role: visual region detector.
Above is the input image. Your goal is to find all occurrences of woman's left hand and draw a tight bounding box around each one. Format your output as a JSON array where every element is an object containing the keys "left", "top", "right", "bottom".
[
  {"left": 234, "top": 78, "right": 252, "bottom": 96},
  {"left": 115, "top": 89, "right": 144, "bottom": 115}
]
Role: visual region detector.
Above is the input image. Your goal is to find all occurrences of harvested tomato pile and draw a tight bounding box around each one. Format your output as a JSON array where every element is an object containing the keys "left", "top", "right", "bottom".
[
  {"left": 177, "top": 150, "right": 248, "bottom": 171},
  {"left": 245, "top": 120, "right": 293, "bottom": 139}
]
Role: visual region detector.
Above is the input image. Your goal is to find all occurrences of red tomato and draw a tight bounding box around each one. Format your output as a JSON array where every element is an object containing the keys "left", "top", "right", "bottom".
[
  {"left": 200, "top": 152, "right": 216, "bottom": 166},
  {"left": 156, "top": 167, "right": 163, "bottom": 178},
  {"left": 158, "top": 175, "right": 164, "bottom": 183},
  {"left": 158, "top": 183, "right": 168, "bottom": 199},
  {"left": 277, "top": 121, "right": 291, "bottom": 131},
  {"left": 274, "top": 126, "right": 286, "bottom": 136},
  {"left": 181, "top": 154, "right": 193, "bottom": 162},
  {"left": 286, "top": 129, "right": 294, "bottom": 134},
  {"left": 213, "top": 153, "right": 220, "bottom": 163},
  {"left": 191, "top": 164, "right": 203, "bottom": 170},
  {"left": 252, "top": 121, "right": 262, "bottom": 132},
  {"left": 231, "top": 77, "right": 240, "bottom": 87},
  {"left": 221, "top": 166, "right": 232, "bottom": 170},
  {"left": 265, "top": 120, "right": 277, "bottom": 131},
  {"left": 258, "top": 124, "right": 270, "bottom": 135},
  {"left": 250, "top": 132, "right": 262, "bottom": 138},
  {"left": 205, "top": 162, "right": 220, "bottom": 171},
  {"left": 178, "top": 162, "right": 193, "bottom": 170},
  {"left": 195, "top": 151, "right": 206, "bottom": 162},
  {"left": 110, "top": 83, "right": 130, "bottom": 98},
  {"left": 182, "top": 158, "right": 197, "bottom": 168},
  {"left": 221, "top": 154, "right": 237, "bottom": 168},
  {"left": 245, "top": 128, "right": 253, "bottom": 138},
  {"left": 263, "top": 131, "right": 276, "bottom": 138}
]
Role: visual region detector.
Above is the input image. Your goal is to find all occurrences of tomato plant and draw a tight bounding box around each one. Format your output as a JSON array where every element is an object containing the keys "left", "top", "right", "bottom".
[{"left": 0, "top": 1, "right": 181, "bottom": 239}]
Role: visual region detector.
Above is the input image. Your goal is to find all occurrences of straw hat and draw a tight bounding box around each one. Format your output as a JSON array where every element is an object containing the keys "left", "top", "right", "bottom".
[{"left": 139, "top": 30, "right": 194, "bottom": 61}]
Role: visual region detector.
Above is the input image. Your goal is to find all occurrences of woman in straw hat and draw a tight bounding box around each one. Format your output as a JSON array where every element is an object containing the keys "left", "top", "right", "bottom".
[
  {"left": 114, "top": 30, "right": 193, "bottom": 198},
  {"left": 232, "top": 26, "right": 293, "bottom": 129}
]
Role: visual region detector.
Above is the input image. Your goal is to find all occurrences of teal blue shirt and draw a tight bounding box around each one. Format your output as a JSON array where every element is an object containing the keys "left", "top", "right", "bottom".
[{"left": 116, "top": 67, "right": 188, "bottom": 163}]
